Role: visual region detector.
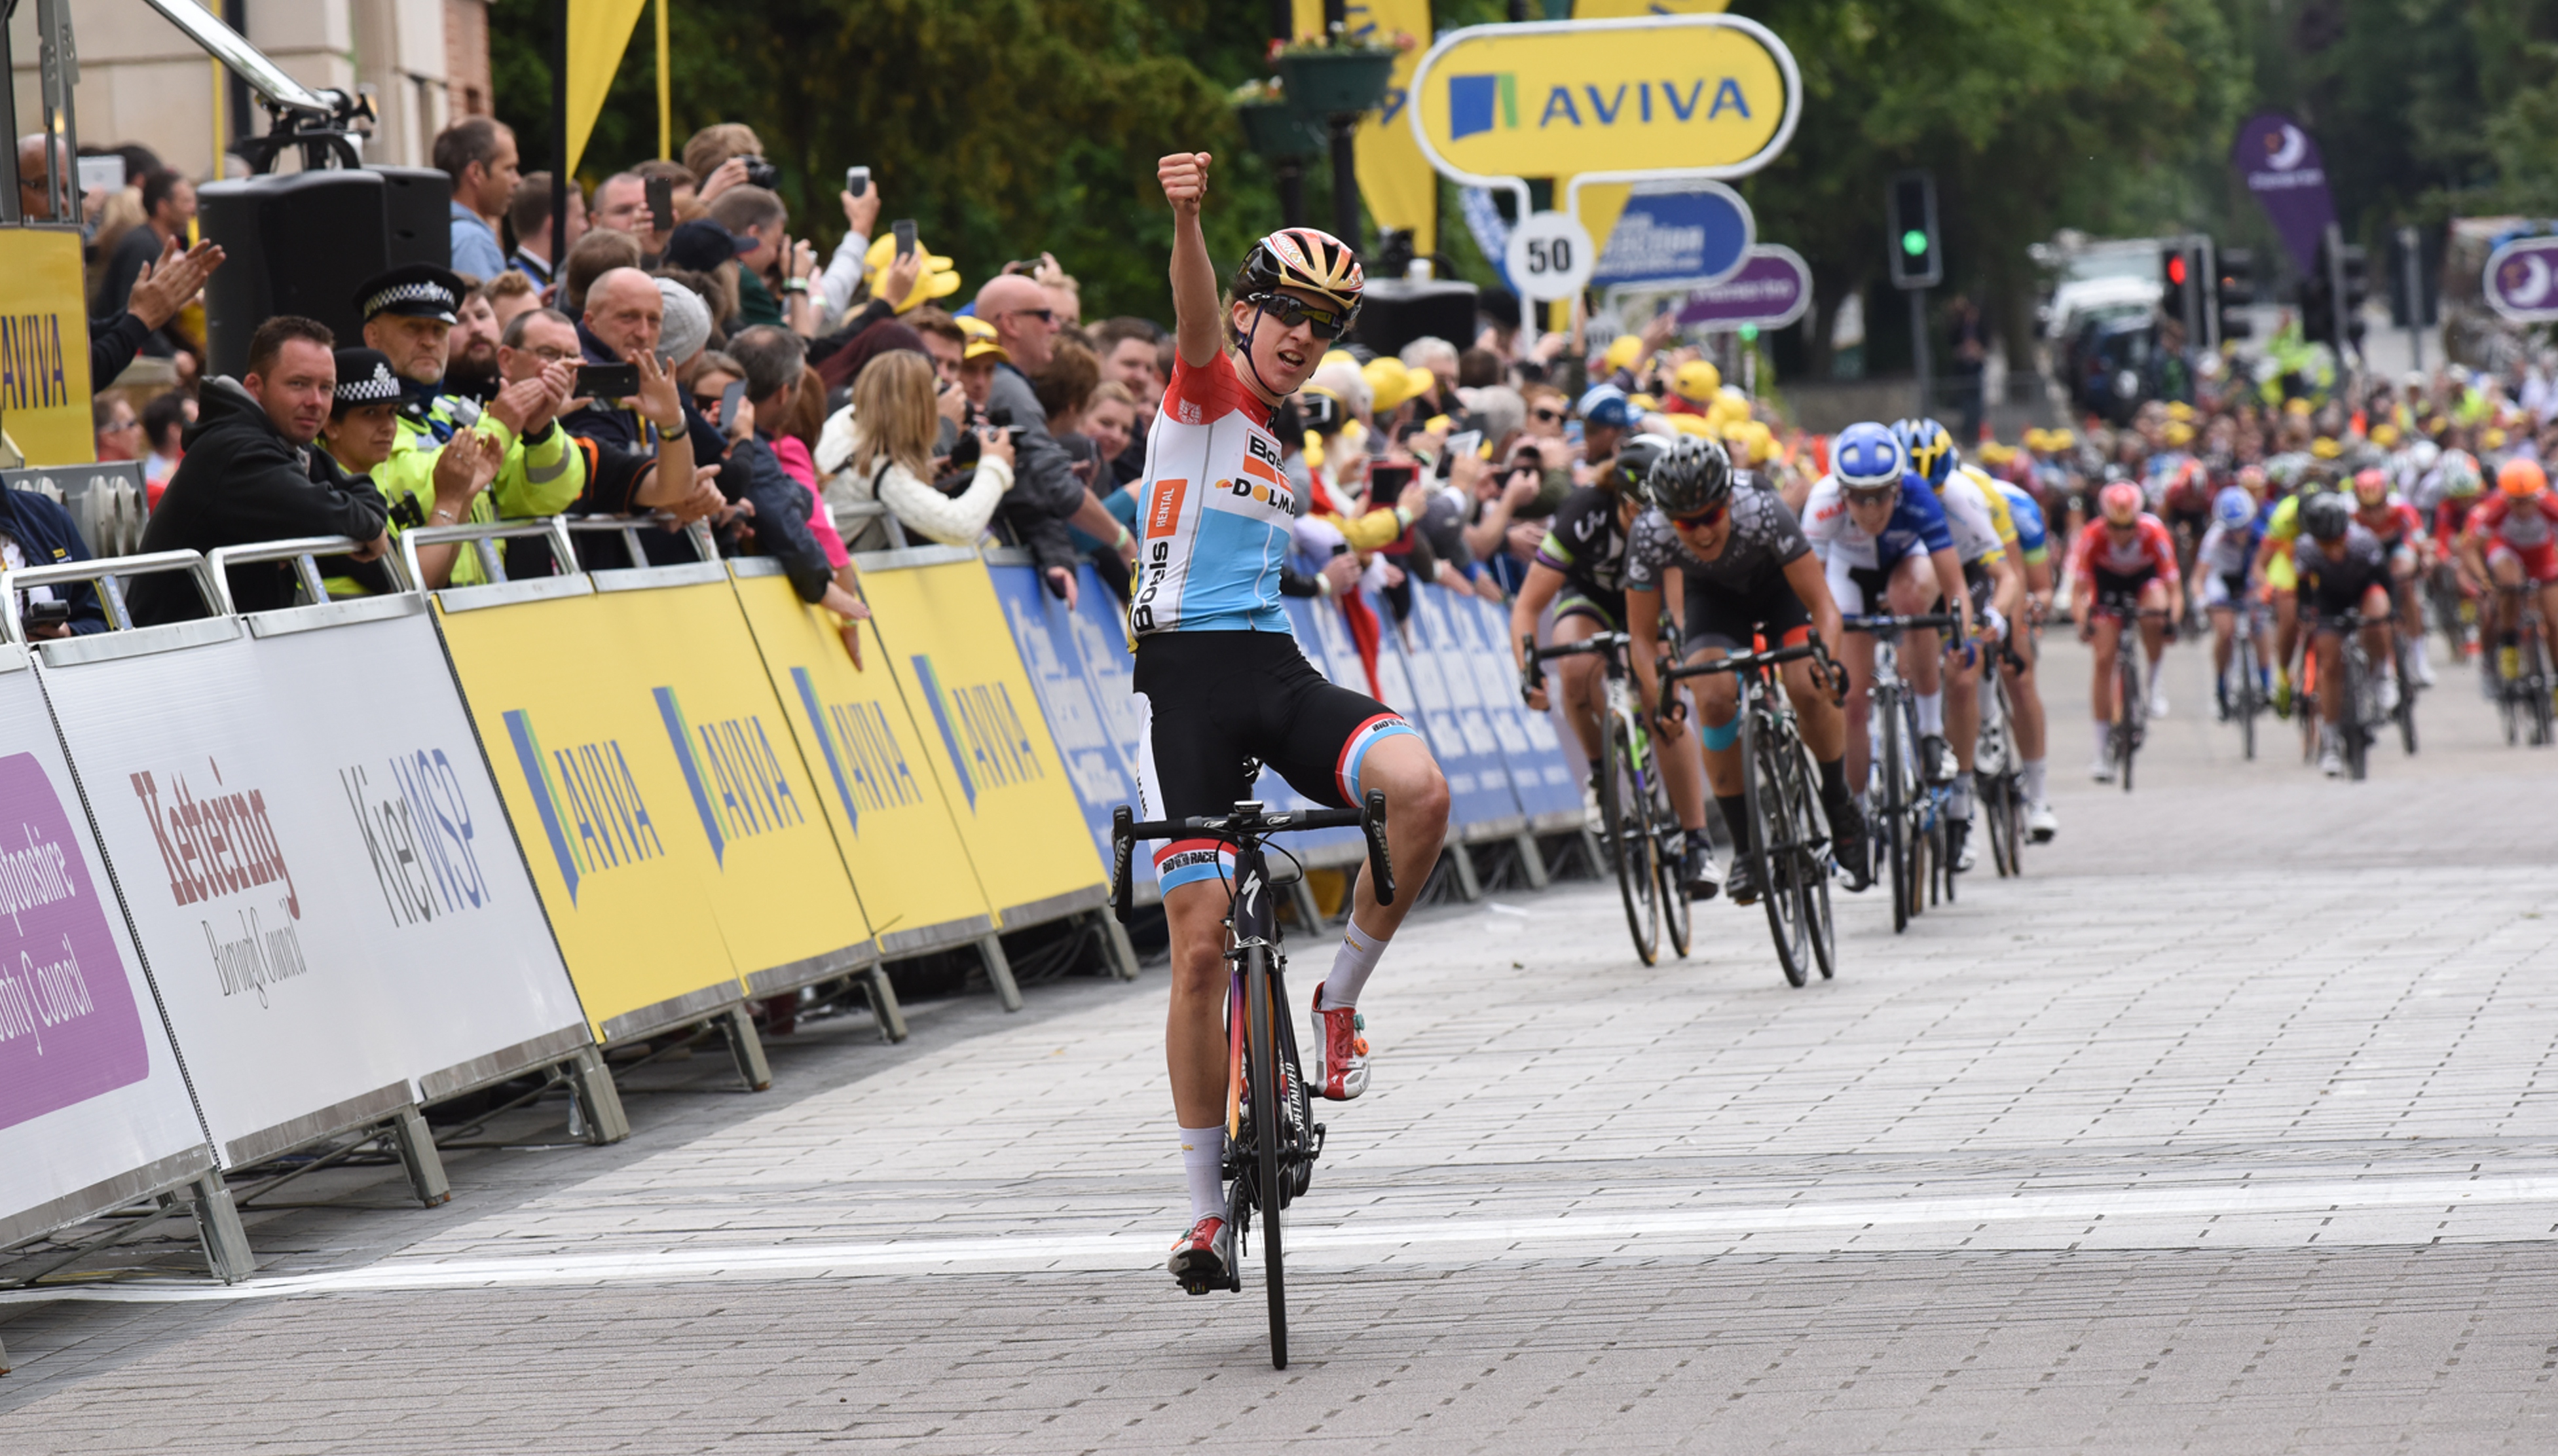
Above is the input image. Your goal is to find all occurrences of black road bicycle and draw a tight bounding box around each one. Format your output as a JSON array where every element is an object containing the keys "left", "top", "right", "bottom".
[
  {"left": 1661, "top": 640, "right": 1840, "bottom": 987},
  {"left": 1112, "top": 792, "right": 1396, "bottom": 1371},
  {"left": 1527, "top": 632, "right": 1692, "bottom": 964}
]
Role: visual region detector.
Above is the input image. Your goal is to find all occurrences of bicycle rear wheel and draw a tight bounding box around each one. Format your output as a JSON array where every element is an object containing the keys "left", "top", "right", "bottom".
[
  {"left": 1243, "top": 945, "right": 1288, "bottom": 1370},
  {"left": 2393, "top": 632, "right": 2419, "bottom": 757},
  {"left": 2529, "top": 636, "right": 2555, "bottom": 747},
  {"left": 1743, "top": 708, "right": 1809, "bottom": 988},
  {"left": 1600, "top": 719, "right": 1659, "bottom": 964},
  {"left": 1985, "top": 772, "right": 2019, "bottom": 877}
]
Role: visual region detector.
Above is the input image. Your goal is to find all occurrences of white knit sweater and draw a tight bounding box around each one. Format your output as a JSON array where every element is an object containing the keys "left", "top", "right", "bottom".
[{"left": 815, "top": 405, "right": 1014, "bottom": 548}]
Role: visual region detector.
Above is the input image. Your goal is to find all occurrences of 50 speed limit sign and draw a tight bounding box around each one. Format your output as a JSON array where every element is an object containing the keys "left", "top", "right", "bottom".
[{"left": 1505, "top": 211, "right": 1595, "bottom": 302}]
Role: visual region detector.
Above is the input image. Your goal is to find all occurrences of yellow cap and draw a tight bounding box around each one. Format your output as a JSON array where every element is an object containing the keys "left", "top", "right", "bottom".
[
  {"left": 1627, "top": 392, "right": 1658, "bottom": 413},
  {"left": 2310, "top": 436, "right": 2343, "bottom": 458},
  {"left": 1363, "top": 356, "right": 1430, "bottom": 414},
  {"left": 861, "top": 234, "right": 962, "bottom": 313},
  {"left": 2284, "top": 397, "right": 2313, "bottom": 416},
  {"left": 1666, "top": 413, "right": 1718, "bottom": 439},
  {"left": 1321, "top": 349, "right": 1358, "bottom": 371},
  {"left": 2369, "top": 422, "right": 2400, "bottom": 446},
  {"left": 1976, "top": 441, "right": 2016, "bottom": 465},
  {"left": 2481, "top": 426, "right": 2508, "bottom": 448},
  {"left": 2162, "top": 420, "right": 2193, "bottom": 445},
  {"left": 1672, "top": 359, "right": 1721, "bottom": 403},
  {"left": 957, "top": 315, "right": 999, "bottom": 342},
  {"left": 1603, "top": 333, "right": 1644, "bottom": 373},
  {"left": 2164, "top": 401, "right": 2196, "bottom": 422}
]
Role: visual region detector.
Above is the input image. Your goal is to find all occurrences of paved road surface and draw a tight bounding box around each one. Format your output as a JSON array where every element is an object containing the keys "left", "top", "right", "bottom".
[{"left": 4, "top": 635, "right": 2555, "bottom": 1453}]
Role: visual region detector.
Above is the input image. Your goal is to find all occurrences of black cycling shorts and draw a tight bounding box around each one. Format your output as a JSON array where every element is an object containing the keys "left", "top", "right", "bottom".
[
  {"left": 1554, "top": 586, "right": 1625, "bottom": 631},
  {"left": 1684, "top": 564, "right": 1811, "bottom": 653},
  {"left": 2302, "top": 563, "right": 2388, "bottom": 629},
  {"left": 2090, "top": 565, "right": 2157, "bottom": 617},
  {"left": 1132, "top": 630, "right": 1418, "bottom": 892}
]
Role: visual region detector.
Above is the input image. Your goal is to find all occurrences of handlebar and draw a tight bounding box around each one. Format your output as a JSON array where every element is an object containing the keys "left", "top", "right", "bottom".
[
  {"left": 1528, "top": 632, "right": 1630, "bottom": 663},
  {"left": 1658, "top": 638, "right": 1825, "bottom": 684},
  {"left": 1111, "top": 790, "right": 1394, "bottom": 924},
  {"left": 1841, "top": 612, "right": 1961, "bottom": 635}
]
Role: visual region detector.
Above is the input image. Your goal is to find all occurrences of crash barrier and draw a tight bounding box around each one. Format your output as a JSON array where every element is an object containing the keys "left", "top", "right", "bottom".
[
  {"left": 0, "top": 543, "right": 611, "bottom": 1284},
  {"left": 986, "top": 555, "right": 1589, "bottom": 910}
]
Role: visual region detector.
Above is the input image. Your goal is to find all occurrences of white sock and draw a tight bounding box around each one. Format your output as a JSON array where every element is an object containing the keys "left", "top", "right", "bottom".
[
  {"left": 2147, "top": 654, "right": 2166, "bottom": 693},
  {"left": 1914, "top": 689, "right": 1943, "bottom": 735},
  {"left": 2411, "top": 637, "right": 2431, "bottom": 674},
  {"left": 2092, "top": 718, "right": 2111, "bottom": 759},
  {"left": 1320, "top": 917, "right": 1387, "bottom": 1011},
  {"left": 2021, "top": 756, "right": 2047, "bottom": 805},
  {"left": 1179, "top": 1124, "right": 1227, "bottom": 1222}
]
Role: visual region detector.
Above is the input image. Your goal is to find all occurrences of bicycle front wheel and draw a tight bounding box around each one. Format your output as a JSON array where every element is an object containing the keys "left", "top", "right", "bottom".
[
  {"left": 1785, "top": 735, "right": 1838, "bottom": 981},
  {"left": 2394, "top": 633, "right": 2420, "bottom": 757},
  {"left": 1244, "top": 945, "right": 1288, "bottom": 1370},
  {"left": 1650, "top": 770, "right": 1692, "bottom": 960},
  {"left": 1879, "top": 693, "right": 1912, "bottom": 934},
  {"left": 2116, "top": 648, "right": 2143, "bottom": 793},
  {"left": 1601, "top": 719, "right": 1659, "bottom": 964},
  {"left": 1743, "top": 707, "right": 1809, "bottom": 987},
  {"left": 2529, "top": 637, "right": 2555, "bottom": 747},
  {"left": 2236, "top": 628, "right": 2260, "bottom": 761}
]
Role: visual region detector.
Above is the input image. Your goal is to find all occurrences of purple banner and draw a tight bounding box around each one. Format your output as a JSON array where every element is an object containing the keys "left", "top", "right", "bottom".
[
  {"left": 1677, "top": 246, "right": 1811, "bottom": 330},
  {"left": 0, "top": 751, "right": 149, "bottom": 1131},
  {"left": 2233, "top": 111, "right": 2336, "bottom": 277}
]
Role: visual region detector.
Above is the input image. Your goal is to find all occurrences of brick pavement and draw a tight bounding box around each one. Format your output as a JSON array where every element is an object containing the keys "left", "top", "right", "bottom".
[{"left": 3, "top": 636, "right": 2556, "bottom": 1453}]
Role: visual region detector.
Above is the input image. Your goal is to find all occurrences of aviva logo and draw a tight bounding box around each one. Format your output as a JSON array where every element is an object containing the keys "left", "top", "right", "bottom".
[
  {"left": 910, "top": 655, "right": 1043, "bottom": 812},
  {"left": 790, "top": 666, "right": 925, "bottom": 833},
  {"left": 503, "top": 710, "right": 665, "bottom": 903},
  {"left": 1447, "top": 73, "right": 1751, "bottom": 140},
  {"left": 653, "top": 688, "right": 806, "bottom": 865}
]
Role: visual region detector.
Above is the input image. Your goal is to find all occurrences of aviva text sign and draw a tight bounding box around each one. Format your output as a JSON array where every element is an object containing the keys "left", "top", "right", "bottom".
[{"left": 1409, "top": 15, "right": 1799, "bottom": 182}]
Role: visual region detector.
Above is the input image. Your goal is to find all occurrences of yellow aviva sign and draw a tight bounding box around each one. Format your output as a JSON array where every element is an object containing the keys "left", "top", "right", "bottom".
[{"left": 1409, "top": 15, "right": 1798, "bottom": 181}]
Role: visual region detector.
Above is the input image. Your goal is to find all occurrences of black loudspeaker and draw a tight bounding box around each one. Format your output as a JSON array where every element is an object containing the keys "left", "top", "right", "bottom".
[
  {"left": 1353, "top": 278, "right": 1481, "bottom": 363},
  {"left": 198, "top": 170, "right": 387, "bottom": 379},
  {"left": 373, "top": 165, "right": 453, "bottom": 271}
]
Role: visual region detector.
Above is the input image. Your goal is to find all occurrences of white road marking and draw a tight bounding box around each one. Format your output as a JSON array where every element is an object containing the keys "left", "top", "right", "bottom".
[{"left": 10, "top": 1173, "right": 2551, "bottom": 1305}]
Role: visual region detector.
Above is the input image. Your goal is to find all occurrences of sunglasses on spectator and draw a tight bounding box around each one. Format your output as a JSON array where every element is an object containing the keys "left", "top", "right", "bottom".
[
  {"left": 1532, "top": 407, "right": 1568, "bottom": 424},
  {"left": 1670, "top": 503, "right": 1728, "bottom": 530},
  {"left": 1246, "top": 292, "right": 1352, "bottom": 340},
  {"left": 1002, "top": 307, "right": 1057, "bottom": 325}
]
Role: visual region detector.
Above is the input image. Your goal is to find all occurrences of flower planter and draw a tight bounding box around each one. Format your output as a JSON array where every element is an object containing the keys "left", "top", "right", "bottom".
[{"left": 1277, "top": 47, "right": 1396, "bottom": 118}]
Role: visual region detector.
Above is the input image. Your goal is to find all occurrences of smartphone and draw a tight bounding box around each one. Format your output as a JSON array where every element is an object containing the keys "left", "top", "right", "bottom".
[
  {"left": 718, "top": 378, "right": 748, "bottom": 429},
  {"left": 893, "top": 219, "right": 917, "bottom": 260},
  {"left": 844, "top": 166, "right": 870, "bottom": 199},
  {"left": 576, "top": 361, "right": 640, "bottom": 399},
  {"left": 1370, "top": 462, "right": 1418, "bottom": 498},
  {"left": 645, "top": 176, "right": 674, "bottom": 233}
]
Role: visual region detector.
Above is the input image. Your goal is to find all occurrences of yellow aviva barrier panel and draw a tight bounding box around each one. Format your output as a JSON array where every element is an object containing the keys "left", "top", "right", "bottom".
[
  {"left": 0, "top": 230, "right": 96, "bottom": 466},
  {"left": 1408, "top": 15, "right": 1800, "bottom": 180},
  {"left": 436, "top": 570, "right": 874, "bottom": 1040},
  {"left": 728, "top": 558, "right": 996, "bottom": 958},
  {"left": 855, "top": 548, "right": 1105, "bottom": 927}
]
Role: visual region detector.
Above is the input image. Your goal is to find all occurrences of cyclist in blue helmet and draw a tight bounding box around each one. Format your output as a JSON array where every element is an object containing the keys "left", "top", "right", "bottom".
[
  {"left": 1802, "top": 422, "right": 1974, "bottom": 814},
  {"left": 2198, "top": 475, "right": 2270, "bottom": 719}
]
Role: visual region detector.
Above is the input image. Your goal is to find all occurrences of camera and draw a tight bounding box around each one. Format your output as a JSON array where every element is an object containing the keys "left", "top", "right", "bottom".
[{"left": 742, "top": 155, "right": 780, "bottom": 190}]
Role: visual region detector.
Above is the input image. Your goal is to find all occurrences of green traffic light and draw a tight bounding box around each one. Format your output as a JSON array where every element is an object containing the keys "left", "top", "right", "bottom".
[
  {"left": 1739, "top": 325, "right": 1759, "bottom": 342},
  {"left": 1901, "top": 229, "right": 1928, "bottom": 257}
]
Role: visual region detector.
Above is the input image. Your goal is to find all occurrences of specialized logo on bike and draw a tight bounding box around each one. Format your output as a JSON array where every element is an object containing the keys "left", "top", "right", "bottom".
[
  {"left": 789, "top": 666, "right": 926, "bottom": 835},
  {"left": 910, "top": 655, "right": 1045, "bottom": 812},
  {"left": 653, "top": 688, "right": 807, "bottom": 866},
  {"left": 502, "top": 709, "right": 665, "bottom": 904}
]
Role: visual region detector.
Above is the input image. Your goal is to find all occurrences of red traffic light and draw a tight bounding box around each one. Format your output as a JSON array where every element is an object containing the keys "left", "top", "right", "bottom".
[{"left": 2166, "top": 254, "right": 2187, "bottom": 287}]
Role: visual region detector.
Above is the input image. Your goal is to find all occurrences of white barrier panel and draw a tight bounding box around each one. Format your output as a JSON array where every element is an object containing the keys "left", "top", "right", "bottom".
[
  {"left": 39, "top": 596, "right": 589, "bottom": 1167},
  {"left": 0, "top": 644, "right": 212, "bottom": 1248}
]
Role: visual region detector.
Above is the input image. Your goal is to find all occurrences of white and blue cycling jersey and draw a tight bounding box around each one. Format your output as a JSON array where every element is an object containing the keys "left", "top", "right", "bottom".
[
  {"left": 1800, "top": 469, "right": 1956, "bottom": 569},
  {"left": 1127, "top": 350, "right": 1296, "bottom": 640}
]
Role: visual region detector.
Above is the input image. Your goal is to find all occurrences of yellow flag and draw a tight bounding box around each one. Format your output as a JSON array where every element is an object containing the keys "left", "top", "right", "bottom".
[
  {"left": 566, "top": 0, "right": 650, "bottom": 177},
  {"left": 1292, "top": 0, "right": 1436, "bottom": 255}
]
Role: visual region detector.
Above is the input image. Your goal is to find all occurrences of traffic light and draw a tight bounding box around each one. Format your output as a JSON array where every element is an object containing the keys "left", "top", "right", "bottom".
[
  {"left": 2161, "top": 248, "right": 2189, "bottom": 293},
  {"left": 2339, "top": 243, "right": 2369, "bottom": 348},
  {"left": 2216, "top": 247, "right": 2255, "bottom": 341},
  {"left": 2159, "top": 238, "right": 2205, "bottom": 343},
  {"left": 1887, "top": 171, "right": 1940, "bottom": 289},
  {"left": 2298, "top": 268, "right": 2335, "bottom": 346}
]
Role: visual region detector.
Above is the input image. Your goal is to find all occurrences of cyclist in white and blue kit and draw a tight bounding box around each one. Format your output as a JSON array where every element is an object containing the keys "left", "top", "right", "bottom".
[{"left": 1143, "top": 151, "right": 1451, "bottom": 1294}]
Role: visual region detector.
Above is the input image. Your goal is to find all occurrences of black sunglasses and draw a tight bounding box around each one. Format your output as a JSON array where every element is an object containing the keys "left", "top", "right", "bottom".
[
  {"left": 1671, "top": 503, "right": 1728, "bottom": 530},
  {"left": 1248, "top": 293, "right": 1352, "bottom": 341},
  {"left": 1532, "top": 407, "right": 1566, "bottom": 424}
]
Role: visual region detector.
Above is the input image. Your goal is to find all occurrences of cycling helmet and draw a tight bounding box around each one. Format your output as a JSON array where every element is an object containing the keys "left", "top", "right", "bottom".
[
  {"left": 2212, "top": 486, "right": 2254, "bottom": 531},
  {"left": 1832, "top": 422, "right": 1906, "bottom": 493},
  {"left": 2302, "top": 491, "right": 2353, "bottom": 541},
  {"left": 2440, "top": 450, "right": 2483, "bottom": 498},
  {"left": 2098, "top": 481, "right": 2143, "bottom": 524},
  {"left": 1608, "top": 432, "right": 1676, "bottom": 498},
  {"left": 2498, "top": 456, "right": 2548, "bottom": 498},
  {"left": 1649, "top": 435, "right": 1736, "bottom": 518},
  {"left": 1892, "top": 417, "right": 1957, "bottom": 488},
  {"left": 2352, "top": 467, "right": 2390, "bottom": 507},
  {"left": 1233, "top": 227, "right": 1365, "bottom": 323}
]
